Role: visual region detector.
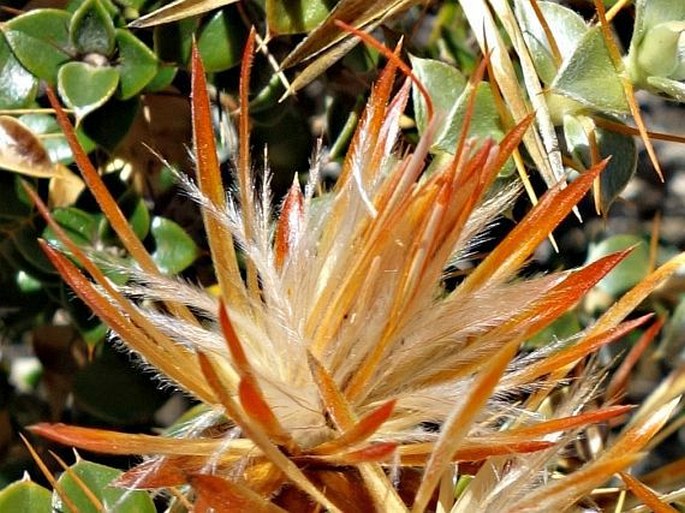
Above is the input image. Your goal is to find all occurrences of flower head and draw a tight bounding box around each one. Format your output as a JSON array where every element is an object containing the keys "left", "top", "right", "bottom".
[{"left": 29, "top": 33, "right": 685, "bottom": 513}]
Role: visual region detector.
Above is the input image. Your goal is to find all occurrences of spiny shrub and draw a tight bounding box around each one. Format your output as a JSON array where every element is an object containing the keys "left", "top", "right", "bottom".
[{"left": 21, "top": 32, "right": 685, "bottom": 513}]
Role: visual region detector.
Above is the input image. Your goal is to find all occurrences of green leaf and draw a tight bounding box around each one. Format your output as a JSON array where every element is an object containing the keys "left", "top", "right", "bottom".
[
  {"left": 5, "top": 8, "right": 71, "bottom": 44},
  {"left": 15, "top": 114, "right": 58, "bottom": 135},
  {"left": 57, "top": 61, "right": 119, "bottom": 122},
  {"left": 586, "top": 235, "right": 650, "bottom": 296},
  {"left": 646, "top": 75, "right": 685, "bottom": 102},
  {"left": 18, "top": 114, "right": 97, "bottom": 164},
  {"left": 630, "top": 0, "right": 685, "bottom": 57},
  {"left": 2, "top": 21, "right": 72, "bottom": 83},
  {"left": 410, "top": 55, "right": 467, "bottom": 136},
  {"left": 70, "top": 0, "right": 116, "bottom": 56},
  {"left": 7, "top": 222, "right": 56, "bottom": 278},
  {"left": 410, "top": 55, "right": 506, "bottom": 160},
  {"left": 150, "top": 216, "right": 198, "bottom": 275},
  {"left": 438, "top": 82, "right": 504, "bottom": 152},
  {"left": 128, "top": 199, "right": 151, "bottom": 240},
  {"left": 53, "top": 459, "right": 155, "bottom": 513},
  {"left": 81, "top": 96, "right": 139, "bottom": 151},
  {"left": 595, "top": 132, "right": 637, "bottom": 215},
  {"left": 82, "top": 322, "right": 108, "bottom": 346},
  {"left": 636, "top": 22, "right": 685, "bottom": 78},
  {"left": 116, "top": 0, "right": 147, "bottom": 10},
  {"left": 563, "top": 114, "right": 636, "bottom": 214},
  {"left": 267, "top": 0, "right": 334, "bottom": 35},
  {"left": 526, "top": 312, "right": 582, "bottom": 348},
  {"left": 153, "top": 18, "right": 198, "bottom": 66},
  {"left": 42, "top": 207, "right": 102, "bottom": 250},
  {"left": 551, "top": 26, "right": 629, "bottom": 115},
  {"left": 17, "top": 270, "right": 44, "bottom": 294},
  {"left": 515, "top": 0, "right": 588, "bottom": 85},
  {"left": 250, "top": 73, "right": 288, "bottom": 113},
  {"left": 3, "top": 8, "right": 72, "bottom": 82},
  {"left": 143, "top": 64, "right": 177, "bottom": 92},
  {"left": 162, "top": 403, "right": 213, "bottom": 436},
  {"left": 196, "top": 7, "right": 247, "bottom": 72},
  {"left": 115, "top": 29, "right": 158, "bottom": 99},
  {"left": 0, "top": 478, "right": 51, "bottom": 513},
  {"left": 0, "top": 36, "right": 38, "bottom": 109},
  {"left": 3, "top": 9, "right": 72, "bottom": 82},
  {"left": 74, "top": 344, "right": 168, "bottom": 423}
]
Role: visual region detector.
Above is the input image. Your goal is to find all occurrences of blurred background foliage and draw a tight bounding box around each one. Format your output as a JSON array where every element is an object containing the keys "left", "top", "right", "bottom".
[{"left": 1, "top": 0, "right": 685, "bottom": 505}]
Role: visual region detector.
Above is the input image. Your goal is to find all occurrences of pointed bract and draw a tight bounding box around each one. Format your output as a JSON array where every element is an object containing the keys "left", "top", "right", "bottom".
[{"left": 29, "top": 36, "right": 685, "bottom": 513}]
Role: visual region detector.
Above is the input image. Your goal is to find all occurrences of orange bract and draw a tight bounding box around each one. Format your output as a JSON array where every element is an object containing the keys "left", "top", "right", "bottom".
[{"left": 28, "top": 32, "right": 685, "bottom": 513}]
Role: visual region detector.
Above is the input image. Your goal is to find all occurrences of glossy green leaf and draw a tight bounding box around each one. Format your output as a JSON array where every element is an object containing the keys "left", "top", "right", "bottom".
[
  {"left": 250, "top": 73, "right": 288, "bottom": 113},
  {"left": 144, "top": 65, "right": 177, "bottom": 92},
  {"left": 17, "top": 270, "right": 44, "bottom": 294},
  {"left": 7, "top": 222, "right": 56, "bottom": 278},
  {"left": 563, "top": 114, "right": 636, "bottom": 214},
  {"left": 150, "top": 216, "right": 198, "bottom": 275},
  {"left": 267, "top": 0, "right": 333, "bottom": 35},
  {"left": 2, "top": 10, "right": 72, "bottom": 83},
  {"left": 5, "top": 8, "right": 71, "bottom": 44},
  {"left": 57, "top": 61, "right": 119, "bottom": 122},
  {"left": 18, "top": 114, "right": 97, "bottom": 164},
  {"left": 70, "top": 0, "right": 116, "bottom": 56},
  {"left": 586, "top": 235, "right": 650, "bottom": 296},
  {"left": 196, "top": 7, "right": 247, "bottom": 72},
  {"left": 153, "top": 18, "right": 198, "bottom": 66},
  {"left": 674, "top": 57, "right": 685, "bottom": 82},
  {"left": 0, "top": 478, "right": 51, "bottom": 513},
  {"left": 42, "top": 207, "right": 102, "bottom": 250},
  {"left": 114, "top": 29, "right": 158, "bottom": 99},
  {"left": 410, "top": 55, "right": 505, "bottom": 157},
  {"left": 515, "top": 0, "right": 588, "bottom": 85},
  {"left": 53, "top": 459, "right": 155, "bottom": 513},
  {"left": 0, "top": 36, "right": 38, "bottom": 109},
  {"left": 3, "top": 7, "right": 72, "bottom": 82},
  {"left": 552, "top": 26, "right": 629, "bottom": 115},
  {"left": 128, "top": 199, "right": 151, "bottom": 240},
  {"left": 15, "top": 114, "right": 59, "bottom": 136}
]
